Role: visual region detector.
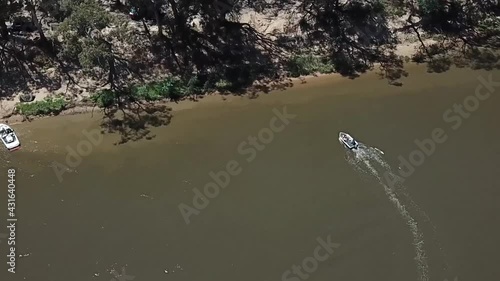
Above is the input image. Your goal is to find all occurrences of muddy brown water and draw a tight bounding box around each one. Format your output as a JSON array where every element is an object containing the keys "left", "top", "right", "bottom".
[{"left": 0, "top": 65, "right": 499, "bottom": 281}]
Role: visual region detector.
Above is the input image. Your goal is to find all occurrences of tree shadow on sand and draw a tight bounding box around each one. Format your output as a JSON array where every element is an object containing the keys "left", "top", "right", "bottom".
[
  {"left": 410, "top": 42, "right": 500, "bottom": 74},
  {"left": 99, "top": 102, "right": 172, "bottom": 145},
  {"left": 148, "top": 14, "right": 288, "bottom": 95},
  {"left": 0, "top": 39, "right": 62, "bottom": 98}
]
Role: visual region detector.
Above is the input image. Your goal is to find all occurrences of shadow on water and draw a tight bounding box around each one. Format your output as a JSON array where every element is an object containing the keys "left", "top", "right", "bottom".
[{"left": 99, "top": 103, "right": 173, "bottom": 145}]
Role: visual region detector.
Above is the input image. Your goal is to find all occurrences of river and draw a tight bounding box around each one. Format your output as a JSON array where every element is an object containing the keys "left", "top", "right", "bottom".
[{"left": 1, "top": 64, "right": 499, "bottom": 281}]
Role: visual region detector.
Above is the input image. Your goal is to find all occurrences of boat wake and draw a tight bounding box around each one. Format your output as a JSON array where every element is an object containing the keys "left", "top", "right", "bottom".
[{"left": 342, "top": 140, "right": 430, "bottom": 281}]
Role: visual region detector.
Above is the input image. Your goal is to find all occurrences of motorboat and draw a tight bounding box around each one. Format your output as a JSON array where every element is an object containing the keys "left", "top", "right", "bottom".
[
  {"left": 0, "top": 124, "right": 21, "bottom": 151},
  {"left": 339, "top": 132, "right": 358, "bottom": 150}
]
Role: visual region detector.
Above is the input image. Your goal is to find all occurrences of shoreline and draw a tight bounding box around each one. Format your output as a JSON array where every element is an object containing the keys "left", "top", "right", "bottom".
[
  {"left": 0, "top": 39, "right": 427, "bottom": 126},
  {"left": 0, "top": 72, "right": 343, "bottom": 125}
]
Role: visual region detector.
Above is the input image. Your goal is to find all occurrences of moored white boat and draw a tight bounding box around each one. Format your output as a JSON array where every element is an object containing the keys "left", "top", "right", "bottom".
[
  {"left": 339, "top": 131, "right": 359, "bottom": 150},
  {"left": 0, "top": 124, "right": 21, "bottom": 152}
]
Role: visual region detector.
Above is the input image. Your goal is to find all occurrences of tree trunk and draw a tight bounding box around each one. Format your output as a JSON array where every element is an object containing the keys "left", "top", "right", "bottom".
[
  {"left": 167, "top": 0, "right": 183, "bottom": 31},
  {"left": 152, "top": 0, "right": 163, "bottom": 36},
  {"left": 0, "top": 20, "right": 9, "bottom": 41},
  {"left": 141, "top": 19, "right": 152, "bottom": 39},
  {"left": 108, "top": 59, "right": 116, "bottom": 90},
  {"left": 166, "top": 0, "right": 190, "bottom": 73},
  {"left": 108, "top": 55, "right": 116, "bottom": 90},
  {"left": 101, "top": 39, "right": 117, "bottom": 90},
  {"left": 25, "top": 0, "right": 48, "bottom": 45}
]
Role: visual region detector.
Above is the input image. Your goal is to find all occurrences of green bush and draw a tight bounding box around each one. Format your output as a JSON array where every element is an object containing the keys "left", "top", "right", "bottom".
[
  {"left": 16, "top": 97, "right": 68, "bottom": 116},
  {"left": 90, "top": 89, "right": 120, "bottom": 108},
  {"left": 158, "top": 76, "right": 186, "bottom": 100},
  {"left": 286, "top": 54, "right": 334, "bottom": 77},
  {"left": 184, "top": 75, "right": 202, "bottom": 95},
  {"left": 214, "top": 79, "right": 232, "bottom": 91},
  {"left": 90, "top": 75, "right": 203, "bottom": 108},
  {"left": 132, "top": 77, "right": 186, "bottom": 100},
  {"left": 417, "top": 0, "right": 441, "bottom": 15},
  {"left": 134, "top": 83, "right": 164, "bottom": 101}
]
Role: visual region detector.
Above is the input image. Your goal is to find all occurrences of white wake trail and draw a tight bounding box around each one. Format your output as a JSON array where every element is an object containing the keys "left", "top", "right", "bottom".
[
  {"left": 343, "top": 141, "right": 429, "bottom": 281},
  {"left": 365, "top": 146, "right": 451, "bottom": 272}
]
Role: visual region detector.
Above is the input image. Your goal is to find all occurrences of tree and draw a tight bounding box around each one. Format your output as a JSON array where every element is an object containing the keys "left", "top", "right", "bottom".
[
  {"left": 56, "top": 0, "right": 132, "bottom": 89},
  {"left": 24, "top": 0, "right": 49, "bottom": 45},
  {"left": 403, "top": 0, "right": 500, "bottom": 71},
  {"left": 0, "top": 0, "right": 22, "bottom": 40},
  {"left": 294, "top": 0, "right": 401, "bottom": 77},
  {"left": 38, "top": 0, "right": 83, "bottom": 21}
]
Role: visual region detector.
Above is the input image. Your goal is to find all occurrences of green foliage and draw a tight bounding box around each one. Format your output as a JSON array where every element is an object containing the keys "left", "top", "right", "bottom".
[
  {"left": 57, "top": 0, "right": 111, "bottom": 37},
  {"left": 134, "top": 83, "right": 164, "bottom": 101},
  {"left": 90, "top": 75, "right": 203, "bottom": 108},
  {"left": 214, "top": 79, "right": 232, "bottom": 91},
  {"left": 184, "top": 75, "right": 202, "bottom": 95},
  {"left": 383, "top": 0, "right": 406, "bottom": 17},
  {"left": 39, "top": 0, "right": 84, "bottom": 21},
  {"left": 417, "top": 0, "right": 442, "bottom": 15},
  {"left": 77, "top": 38, "right": 112, "bottom": 70},
  {"left": 2, "top": 0, "right": 500, "bottom": 100},
  {"left": 134, "top": 77, "right": 187, "bottom": 101},
  {"left": 56, "top": 0, "right": 116, "bottom": 74},
  {"left": 16, "top": 97, "right": 67, "bottom": 116},
  {"left": 90, "top": 89, "right": 120, "bottom": 108},
  {"left": 285, "top": 54, "right": 334, "bottom": 77}
]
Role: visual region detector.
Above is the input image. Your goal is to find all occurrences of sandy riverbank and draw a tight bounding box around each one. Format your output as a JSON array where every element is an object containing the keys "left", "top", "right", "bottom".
[
  {"left": 0, "top": 73, "right": 331, "bottom": 125},
  {"left": 0, "top": 39, "right": 429, "bottom": 125},
  {"left": 0, "top": 3, "right": 434, "bottom": 125}
]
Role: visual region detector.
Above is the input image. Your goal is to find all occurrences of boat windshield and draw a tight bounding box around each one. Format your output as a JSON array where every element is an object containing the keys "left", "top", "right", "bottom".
[{"left": 1, "top": 130, "right": 16, "bottom": 144}]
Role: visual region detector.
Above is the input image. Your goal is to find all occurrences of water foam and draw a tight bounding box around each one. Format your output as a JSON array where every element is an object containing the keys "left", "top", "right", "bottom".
[
  {"left": 360, "top": 145, "right": 451, "bottom": 272},
  {"left": 342, "top": 140, "right": 429, "bottom": 281}
]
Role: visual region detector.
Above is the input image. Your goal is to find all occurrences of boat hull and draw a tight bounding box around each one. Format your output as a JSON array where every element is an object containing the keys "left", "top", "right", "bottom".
[
  {"left": 0, "top": 123, "right": 21, "bottom": 152},
  {"left": 339, "top": 132, "right": 359, "bottom": 150}
]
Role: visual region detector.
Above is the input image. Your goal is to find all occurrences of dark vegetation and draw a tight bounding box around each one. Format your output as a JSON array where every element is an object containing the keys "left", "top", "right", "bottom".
[
  {"left": 15, "top": 96, "right": 67, "bottom": 117},
  {"left": 1, "top": 0, "right": 499, "bottom": 142}
]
